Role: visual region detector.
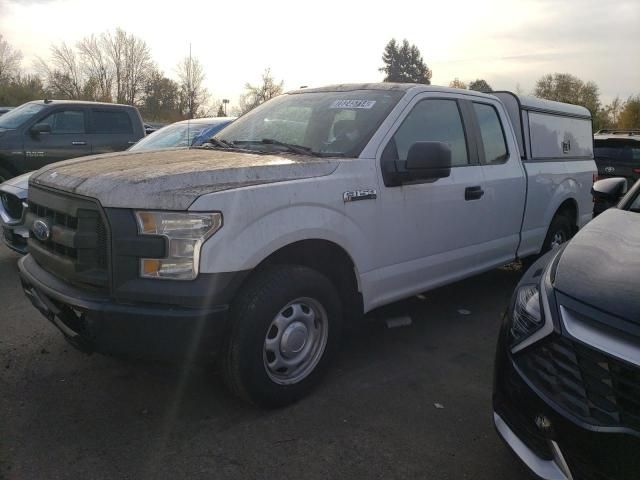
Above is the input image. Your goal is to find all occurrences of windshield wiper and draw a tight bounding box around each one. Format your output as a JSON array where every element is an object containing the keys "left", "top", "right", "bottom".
[
  {"left": 204, "top": 137, "right": 234, "bottom": 148},
  {"left": 233, "top": 139, "right": 321, "bottom": 157}
]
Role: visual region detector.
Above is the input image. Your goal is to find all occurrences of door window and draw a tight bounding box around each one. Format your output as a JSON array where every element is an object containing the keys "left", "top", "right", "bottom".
[
  {"left": 92, "top": 110, "right": 133, "bottom": 134},
  {"left": 388, "top": 99, "right": 469, "bottom": 166},
  {"left": 473, "top": 103, "right": 508, "bottom": 164},
  {"left": 40, "top": 110, "right": 86, "bottom": 134}
]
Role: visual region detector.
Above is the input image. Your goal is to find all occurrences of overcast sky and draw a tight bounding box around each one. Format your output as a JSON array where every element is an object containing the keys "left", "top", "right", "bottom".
[{"left": 1, "top": 0, "right": 638, "bottom": 107}]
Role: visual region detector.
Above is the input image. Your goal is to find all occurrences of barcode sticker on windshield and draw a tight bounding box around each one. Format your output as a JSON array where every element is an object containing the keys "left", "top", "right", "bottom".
[{"left": 330, "top": 100, "right": 376, "bottom": 109}]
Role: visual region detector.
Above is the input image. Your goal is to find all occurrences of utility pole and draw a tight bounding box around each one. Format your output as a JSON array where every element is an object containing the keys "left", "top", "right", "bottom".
[{"left": 222, "top": 99, "right": 229, "bottom": 116}]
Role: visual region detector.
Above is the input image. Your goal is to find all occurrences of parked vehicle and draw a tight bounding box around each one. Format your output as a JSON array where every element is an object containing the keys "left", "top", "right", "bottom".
[
  {"left": 594, "top": 129, "right": 640, "bottom": 186},
  {"left": 0, "top": 172, "right": 30, "bottom": 253},
  {"left": 129, "top": 117, "right": 235, "bottom": 152},
  {"left": 0, "top": 99, "right": 145, "bottom": 182},
  {"left": 0, "top": 107, "right": 14, "bottom": 116},
  {"left": 493, "top": 177, "right": 640, "bottom": 480},
  {"left": 17, "top": 83, "right": 595, "bottom": 406},
  {"left": 0, "top": 117, "right": 236, "bottom": 253}
]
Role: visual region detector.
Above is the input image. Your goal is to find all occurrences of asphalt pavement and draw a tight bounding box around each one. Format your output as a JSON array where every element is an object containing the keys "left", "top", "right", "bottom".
[{"left": 0, "top": 246, "right": 529, "bottom": 480}]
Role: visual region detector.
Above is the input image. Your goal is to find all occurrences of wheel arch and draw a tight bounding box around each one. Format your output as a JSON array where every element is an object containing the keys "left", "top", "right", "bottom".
[{"left": 248, "top": 239, "right": 364, "bottom": 323}]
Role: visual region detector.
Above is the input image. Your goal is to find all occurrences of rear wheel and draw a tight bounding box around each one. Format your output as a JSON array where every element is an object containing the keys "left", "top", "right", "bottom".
[
  {"left": 542, "top": 213, "right": 573, "bottom": 253},
  {"left": 222, "top": 264, "right": 342, "bottom": 407}
]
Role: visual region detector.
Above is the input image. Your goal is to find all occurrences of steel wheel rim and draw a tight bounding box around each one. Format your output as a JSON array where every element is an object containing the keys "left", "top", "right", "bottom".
[
  {"left": 551, "top": 231, "right": 566, "bottom": 249},
  {"left": 263, "top": 297, "right": 329, "bottom": 385}
]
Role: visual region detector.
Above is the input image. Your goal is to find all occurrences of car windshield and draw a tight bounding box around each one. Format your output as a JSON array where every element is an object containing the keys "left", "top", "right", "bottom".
[
  {"left": 0, "top": 103, "right": 46, "bottom": 129},
  {"left": 129, "top": 122, "right": 222, "bottom": 151},
  {"left": 215, "top": 89, "right": 405, "bottom": 157},
  {"left": 594, "top": 139, "right": 640, "bottom": 163}
]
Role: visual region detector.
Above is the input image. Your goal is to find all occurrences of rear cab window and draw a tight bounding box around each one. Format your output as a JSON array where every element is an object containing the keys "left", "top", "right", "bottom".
[
  {"left": 473, "top": 103, "right": 508, "bottom": 164},
  {"left": 594, "top": 139, "right": 640, "bottom": 164},
  {"left": 92, "top": 109, "right": 133, "bottom": 134}
]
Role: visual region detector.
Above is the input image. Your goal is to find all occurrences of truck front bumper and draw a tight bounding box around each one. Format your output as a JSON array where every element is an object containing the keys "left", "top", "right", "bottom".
[{"left": 19, "top": 254, "right": 230, "bottom": 359}]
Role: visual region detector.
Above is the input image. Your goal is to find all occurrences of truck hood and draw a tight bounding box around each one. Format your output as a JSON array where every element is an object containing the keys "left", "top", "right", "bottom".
[
  {"left": 30, "top": 148, "right": 340, "bottom": 209},
  {"left": 554, "top": 208, "right": 640, "bottom": 324}
]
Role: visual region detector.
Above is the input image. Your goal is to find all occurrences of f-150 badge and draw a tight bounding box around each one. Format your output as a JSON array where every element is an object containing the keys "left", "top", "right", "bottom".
[{"left": 343, "top": 189, "right": 377, "bottom": 202}]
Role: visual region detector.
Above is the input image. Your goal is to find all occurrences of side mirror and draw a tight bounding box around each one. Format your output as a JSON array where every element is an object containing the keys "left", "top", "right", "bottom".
[
  {"left": 592, "top": 177, "right": 627, "bottom": 215},
  {"left": 405, "top": 141, "right": 452, "bottom": 180},
  {"left": 30, "top": 123, "right": 51, "bottom": 136},
  {"left": 592, "top": 177, "right": 627, "bottom": 203}
]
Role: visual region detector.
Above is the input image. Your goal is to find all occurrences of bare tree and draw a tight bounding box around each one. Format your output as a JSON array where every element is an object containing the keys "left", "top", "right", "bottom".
[
  {"left": 0, "top": 34, "right": 23, "bottom": 84},
  {"left": 177, "top": 55, "right": 209, "bottom": 119},
  {"left": 122, "top": 34, "right": 152, "bottom": 105},
  {"left": 102, "top": 28, "right": 127, "bottom": 103},
  {"left": 239, "top": 68, "right": 283, "bottom": 114},
  {"left": 101, "top": 28, "right": 152, "bottom": 105},
  {"left": 77, "top": 34, "right": 113, "bottom": 101},
  {"left": 36, "top": 42, "right": 85, "bottom": 99}
]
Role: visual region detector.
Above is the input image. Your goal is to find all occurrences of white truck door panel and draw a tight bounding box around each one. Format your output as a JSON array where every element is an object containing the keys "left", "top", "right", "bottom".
[
  {"left": 471, "top": 101, "right": 527, "bottom": 265},
  {"left": 364, "top": 95, "right": 492, "bottom": 308}
]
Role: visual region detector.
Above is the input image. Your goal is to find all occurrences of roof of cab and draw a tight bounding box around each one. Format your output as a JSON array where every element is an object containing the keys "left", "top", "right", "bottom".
[
  {"left": 295, "top": 83, "right": 592, "bottom": 119},
  {"left": 286, "top": 82, "right": 496, "bottom": 99},
  {"left": 28, "top": 99, "right": 136, "bottom": 108}
]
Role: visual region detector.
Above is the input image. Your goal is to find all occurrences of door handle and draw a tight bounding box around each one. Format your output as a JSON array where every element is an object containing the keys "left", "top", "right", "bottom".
[
  {"left": 465, "top": 186, "right": 484, "bottom": 201},
  {"left": 71, "top": 141, "right": 87, "bottom": 146}
]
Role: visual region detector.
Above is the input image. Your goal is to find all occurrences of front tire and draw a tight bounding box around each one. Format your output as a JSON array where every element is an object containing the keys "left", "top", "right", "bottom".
[{"left": 222, "top": 265, "right": 343, "bottom": 407}]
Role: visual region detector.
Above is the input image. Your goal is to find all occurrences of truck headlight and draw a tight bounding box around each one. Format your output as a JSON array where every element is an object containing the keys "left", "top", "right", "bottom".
[
  {"left": 510, "top": 284, "right": 544, "bottom": 348},
  {"left": 135, "top": 211, "right": 222, "bottom": 280}
]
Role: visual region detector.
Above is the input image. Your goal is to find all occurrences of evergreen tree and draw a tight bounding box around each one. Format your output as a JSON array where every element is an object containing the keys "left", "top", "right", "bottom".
[{"left": 379, "top": 39, "right": 431, "bottom": 84}]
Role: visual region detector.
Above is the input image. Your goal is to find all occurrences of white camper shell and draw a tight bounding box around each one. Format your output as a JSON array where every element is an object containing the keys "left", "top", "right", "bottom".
[{"left": 493, "top": 92, "right": 593, "bottom": 161}]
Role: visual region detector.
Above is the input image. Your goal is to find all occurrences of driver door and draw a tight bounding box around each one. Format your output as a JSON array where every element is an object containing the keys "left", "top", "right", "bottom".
[
  {"left": 23, "top": 108, "right": 91, "bottom": 170},
  {"left": 367, "top": 94, "right": 488, "bottom": 307}
]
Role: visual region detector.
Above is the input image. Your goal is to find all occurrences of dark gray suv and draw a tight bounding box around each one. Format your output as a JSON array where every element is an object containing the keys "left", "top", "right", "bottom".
[{"left": 0, "top": 100, "right": 145, "bottom": 181}]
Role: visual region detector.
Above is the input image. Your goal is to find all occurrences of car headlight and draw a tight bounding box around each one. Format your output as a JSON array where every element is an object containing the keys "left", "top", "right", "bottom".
[
  {"left": 135, "top": 211, "right": 222, "bottom": 280},
  {"left": 510, "top": 285, "right": 544, "bottom": 347}
]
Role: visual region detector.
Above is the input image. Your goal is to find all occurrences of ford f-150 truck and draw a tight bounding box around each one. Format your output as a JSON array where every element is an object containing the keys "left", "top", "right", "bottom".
[{"left": 18, "top": 83, "right": 596, "bottom": 406}]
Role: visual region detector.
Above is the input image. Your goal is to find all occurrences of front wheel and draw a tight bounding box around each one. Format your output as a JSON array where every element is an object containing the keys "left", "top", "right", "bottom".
[{"left": 221, "top": 265, "right": 343, "bottom": 407}]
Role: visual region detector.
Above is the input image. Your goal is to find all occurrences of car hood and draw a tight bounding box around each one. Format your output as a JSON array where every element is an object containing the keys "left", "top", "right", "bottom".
[
  {"left": 1, "top": 171, "right": 32, "bottom": 191},
  {"left": 554, "top": 208, "right": 640, "bottom": 323},
  {"left": 30, "top": 148, "right": 341, "bottom": 210}
]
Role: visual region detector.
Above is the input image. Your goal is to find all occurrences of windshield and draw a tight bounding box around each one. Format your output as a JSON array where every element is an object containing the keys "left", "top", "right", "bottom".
[
  {"left": 0, "top": 102, "right": 46, "bottom": 129},
  {"left": 129, "top": 121, "right": 226, "bottom": 151},
  {"left": 215, "top": 90, "right": 405, "bottom": 157}
]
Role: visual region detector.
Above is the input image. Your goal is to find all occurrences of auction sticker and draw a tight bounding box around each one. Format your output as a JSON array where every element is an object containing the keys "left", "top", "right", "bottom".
[{"left": 330, "top": 99, "right": 376, "bottom": 109}]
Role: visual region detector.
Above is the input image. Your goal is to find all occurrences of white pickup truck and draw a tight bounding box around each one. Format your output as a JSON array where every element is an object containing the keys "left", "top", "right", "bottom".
[{"left": 18, "top": 83, "right": 595, "bottom": 406}]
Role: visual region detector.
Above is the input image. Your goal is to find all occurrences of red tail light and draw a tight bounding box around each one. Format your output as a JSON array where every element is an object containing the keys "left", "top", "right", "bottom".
[{"left": 634, "top": 168, "right": 640, "bottom": 174}]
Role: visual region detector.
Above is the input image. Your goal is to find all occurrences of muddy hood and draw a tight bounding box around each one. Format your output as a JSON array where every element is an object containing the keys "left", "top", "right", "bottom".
[{"left": 30, "top": 148, "right": 339, "bottom": 210}]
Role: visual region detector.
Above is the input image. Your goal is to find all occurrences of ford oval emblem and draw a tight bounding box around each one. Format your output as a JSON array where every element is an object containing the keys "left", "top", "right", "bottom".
[{"left": 33, "top": 219, "right": 51, "bottom": 242}]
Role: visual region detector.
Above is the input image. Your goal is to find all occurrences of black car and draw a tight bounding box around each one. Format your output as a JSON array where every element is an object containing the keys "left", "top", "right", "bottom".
[
  {"left": 594, "top": 129, "right": 640, "bottom": 187},
  {"left": 494, "top": 178, "right": 640, "bottom": 479},
  {"left": 0, "top": 100, "right": 145, "bottom": 182}
]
